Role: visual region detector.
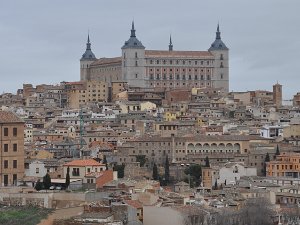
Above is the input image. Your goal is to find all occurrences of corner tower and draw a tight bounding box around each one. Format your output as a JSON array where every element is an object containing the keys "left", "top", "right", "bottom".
[
  {"left": 208, "top": 24, "right": 229, "bottom": 93},
  {"left": 80, "top": 34, "right": 97, "bottom": 81},
  {"left": 121, "top": 21, "right": 146, "bottom": 88}
]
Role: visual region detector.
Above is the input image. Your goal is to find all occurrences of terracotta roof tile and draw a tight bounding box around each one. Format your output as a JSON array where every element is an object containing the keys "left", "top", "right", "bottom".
[
  {"left": 0, "top": 111, "right": 24, "bottom": 123},
  {"left": 64, "top": 159, "right": 104, "bottom": 167}
]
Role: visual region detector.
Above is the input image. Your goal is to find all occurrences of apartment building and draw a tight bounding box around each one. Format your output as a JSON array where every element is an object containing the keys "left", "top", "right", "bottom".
[{"left": 0, "top": 111, "right": 25, "bottom": 186}]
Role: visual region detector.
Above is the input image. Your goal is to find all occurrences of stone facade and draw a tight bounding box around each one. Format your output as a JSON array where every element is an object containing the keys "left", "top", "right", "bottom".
[{"left": 80, "top": 23, "right": 229, "bottom": 93}]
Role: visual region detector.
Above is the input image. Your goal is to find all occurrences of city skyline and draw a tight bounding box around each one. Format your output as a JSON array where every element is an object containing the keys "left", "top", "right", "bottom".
[{"left": 0, "top": 0, "right": 299, "bottom": 99}]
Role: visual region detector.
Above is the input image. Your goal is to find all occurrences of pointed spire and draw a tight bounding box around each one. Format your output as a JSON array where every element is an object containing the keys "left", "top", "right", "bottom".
[
  {"left": 216, "top": 23, "right": 221, "bottom": 40},
  {"left": 81, "top": 31, "right": 96, "bottom": 61},
  {"left": 169, "top": 34, "right": 173, "bottom": 51},
  {"left": 86, "top": 32, "right": 91, "bottom": 50},
  {"left": 130, "top": 21, "right": 136, "bottom": 37}
]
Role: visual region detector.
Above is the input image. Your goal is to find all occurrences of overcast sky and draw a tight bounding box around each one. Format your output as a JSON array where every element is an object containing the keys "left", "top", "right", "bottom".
[{"left": 0, "top": 0, "right": 299, "bottom": 99}]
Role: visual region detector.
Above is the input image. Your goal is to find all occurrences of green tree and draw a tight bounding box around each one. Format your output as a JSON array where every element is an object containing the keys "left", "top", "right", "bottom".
[
  {"left": 275, "top": 144, "right": 280, "bottom": 156},
  {"left": 43, "top": 173, "right": 51, "bottom": 189},
  {"left": 164, "top": 156, "right": 170, "bottom": 184},
  {"left": 113, "top": 164, "right": 125, "bottom": 178},
  {"left": 65, "top": 166, "right": 70, "bottom": 188},
  {"left": 103, "top": 155, "right": 108, "bottom": 170},
  {"left": 214, "top": 179, "right": 218, "bottom": 190},
  {"left": 263, "top": 153, "right": 270, "bottom": 176},
  {"left": 184, "top": 164, "right": 202, "bottom": 187},
  {"left": 136, "top": 155, "right": 146, "bottom": 167},
  {"left": 205, "top": 156, "right": 210, "bottom": 167},
  {"left": 35, "top": 179, "right": 43, "bottom": 191},
  {"left": 152, "top": 163, "right": 159, "bottom": 180}
]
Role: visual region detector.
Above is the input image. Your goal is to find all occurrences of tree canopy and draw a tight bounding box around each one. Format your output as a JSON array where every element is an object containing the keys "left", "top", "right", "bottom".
[{"left": 43, "top": 173, "right": 51, "bottom": 189}]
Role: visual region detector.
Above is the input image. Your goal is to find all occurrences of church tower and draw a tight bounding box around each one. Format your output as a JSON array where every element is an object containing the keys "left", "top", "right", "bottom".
[
  {"left": 80, "top": 34, "right": 97, "bottom": 81},
  {"left": 273, "top": 82, "right": 282, "bottom": 108},
  {"left": 121, "top": 22, "right": 146, "bottom": 88},
  {"left": 209, "top": 24, "right": 229, "bottom": 93}
]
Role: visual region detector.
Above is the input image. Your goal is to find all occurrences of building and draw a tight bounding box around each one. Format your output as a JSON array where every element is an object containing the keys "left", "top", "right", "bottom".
[
  {"left": 65, "top": 80, "right": 108, "bottom": 109},
  {"left": 80, "top": 22, "right": 229, "bottom": 93},
  {"left": 63, "top": 159, "right": 106, "bottom": 179},
  {"left": 202, "top": 162, "right": 257, "bottom": 189},
  {"left": 293, "top": 92, "right": 300, "bottom": 107},
  {"left": 0, "top": 111, "right": 25, "bottom": 186},
  {"left": 266, "top": 152, "right": 300, "bottom": 179}
]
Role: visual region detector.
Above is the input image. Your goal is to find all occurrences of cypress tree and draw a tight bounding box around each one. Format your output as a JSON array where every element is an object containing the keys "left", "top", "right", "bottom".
[
  {"left": 152, "top": 163, "right": 159, "bottom": 180},
  {"left": 275, "top": 144, "right": 280, "bottom": 156},
  {"left": 164, "top": 156, "right": 170, "bottom": 184},
  {"left": 43, "top": 173, "right": 51, "bottom": 189},
  {"left": 35, "top": 179, "right": 43, "bottom": 191},
  {"left": 214, "top": 179, "right": 218, "bottom": 190},
  {"left": 263, "top": 153, "right": 270, "bottom": 176},
  {"left": 65, "top": 166, "right": 70, "bottom": 188}
]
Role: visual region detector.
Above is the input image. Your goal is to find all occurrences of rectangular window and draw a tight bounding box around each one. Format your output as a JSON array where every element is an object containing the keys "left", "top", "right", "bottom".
[
  {"left": 13, "top": 160, "right": 17, "bottom": 169},
  {"left": 4, "top": 175, "right": 8, "bottom": 186},
  {"left": 13, "top": 144, "right": 17, "bottom": 152},
  {"left": 4, "top": 144, "right": 8, "bottom": 152},
  {"left": 36, "top": 168, "right": 39, "bottom": 174},
  {"left": 13, "top": 128, "right": 17, "bottom": 137},
  {"left": 72, "top": 168, "right": 80, "bottom": 176},
  {"left": 4, "top": 160, "right": 8, "bottom": 169},
  {"left": 4, "top": 128, "right": 8, "bottom": 136},
  {"left": 13, "top": 174, "right": 17, "bottom": 185}
]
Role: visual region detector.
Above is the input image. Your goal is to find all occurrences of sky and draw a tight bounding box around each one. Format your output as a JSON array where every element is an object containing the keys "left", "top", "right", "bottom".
[{"left": 0, "top": 0, "right": 299, "bottom": 100}]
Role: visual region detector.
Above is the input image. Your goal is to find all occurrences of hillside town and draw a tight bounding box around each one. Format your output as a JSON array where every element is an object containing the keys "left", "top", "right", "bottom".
[{"left": 1, "top": 23, "right": 300, "bottom": 225}]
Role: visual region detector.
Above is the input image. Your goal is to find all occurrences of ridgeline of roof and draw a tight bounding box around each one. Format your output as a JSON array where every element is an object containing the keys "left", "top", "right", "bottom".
[
  {"left": 145, "top": 50, "right": 213, "bottom": 58},
  {"left": 64, "top": 159, "right": 104, "bottom": 167},
  {"left": 0, "top": 111, "right": 24, "bottom": 123}
]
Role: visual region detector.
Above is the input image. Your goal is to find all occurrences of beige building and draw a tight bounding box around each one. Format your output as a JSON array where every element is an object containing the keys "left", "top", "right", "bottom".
[
  {"left": 293, "top": 92, "right": 300, "bottom": 107},
  {"left": 63, "top": 159, "right": 106, "bottom": 179},
  {"left": 65, "top": 80, "right": 108, "bottom": 109},
  {"left": 0, "top": 111, "right": 25, "bottom": 186},
  {"left": 80, "top": 23, "right": 229, "bottom": 93}
]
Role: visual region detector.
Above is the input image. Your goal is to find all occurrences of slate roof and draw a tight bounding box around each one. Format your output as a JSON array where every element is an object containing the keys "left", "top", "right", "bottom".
[{"left": 208, "top": 24, "right": 228, "bottom": 51}]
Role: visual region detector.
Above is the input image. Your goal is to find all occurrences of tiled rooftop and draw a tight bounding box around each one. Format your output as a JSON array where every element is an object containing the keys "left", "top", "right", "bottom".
[
  {"left": 0, "top": 111, "right": 24, "bottom": 123},
  {"left": 64, "top": 159, "right": 104, "bottom": 167}
]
